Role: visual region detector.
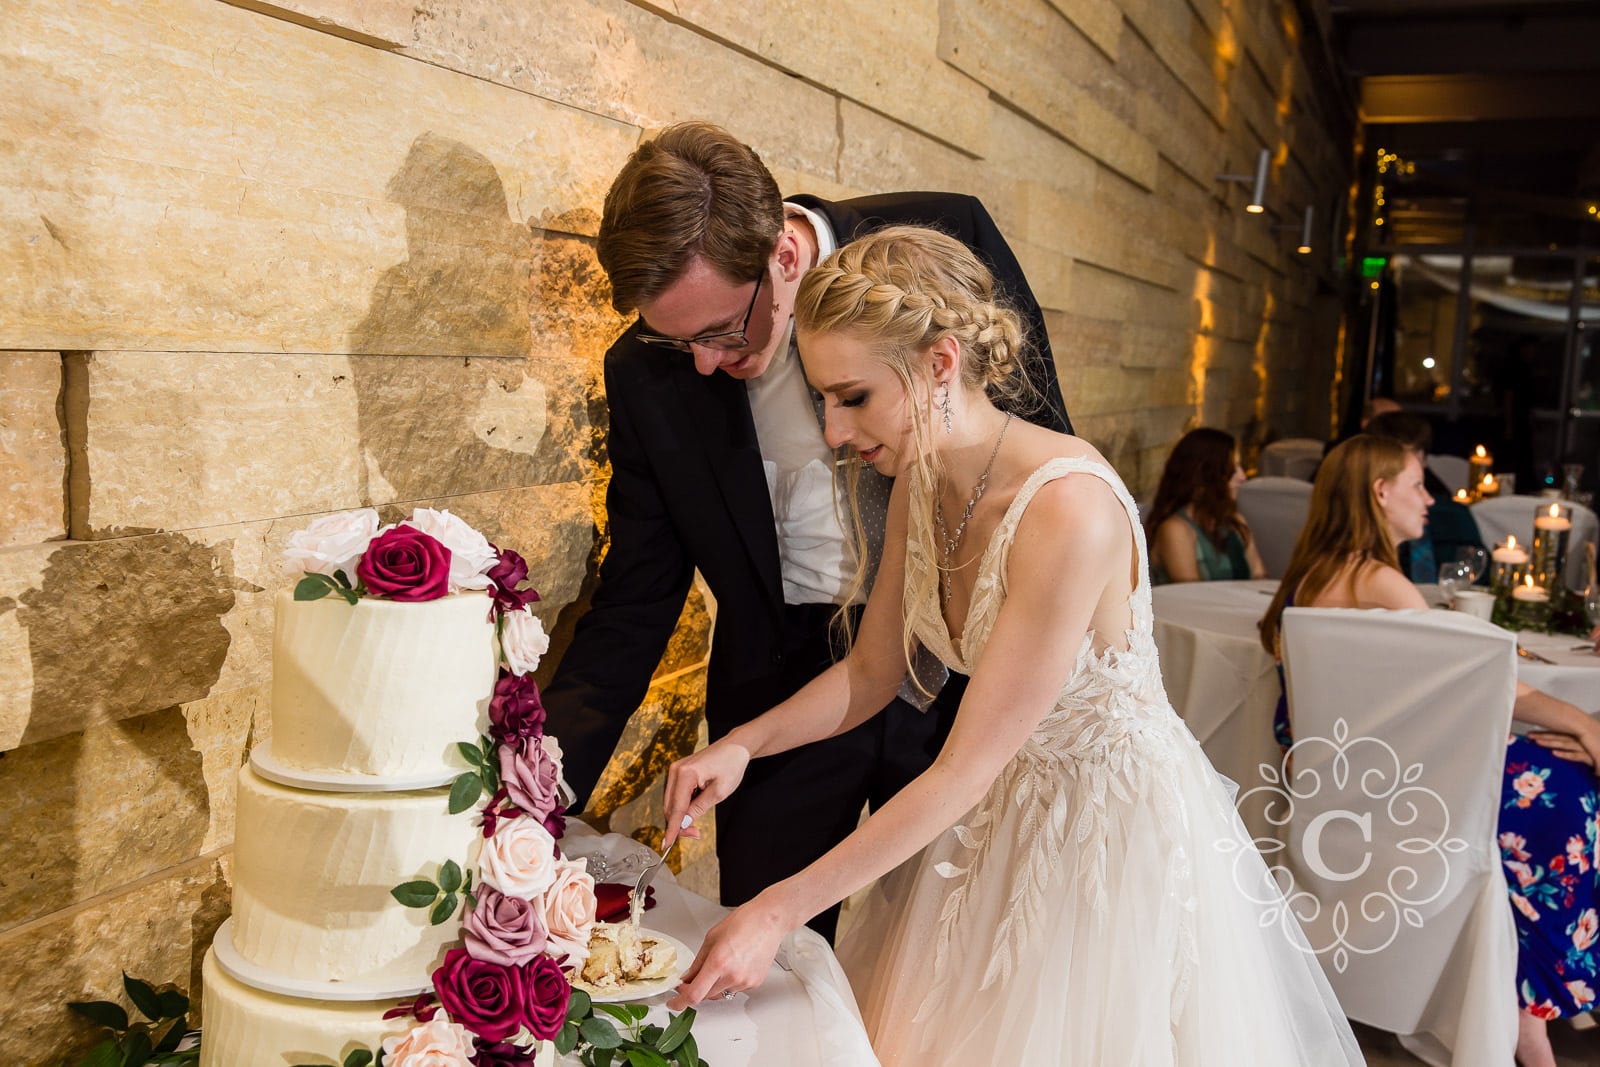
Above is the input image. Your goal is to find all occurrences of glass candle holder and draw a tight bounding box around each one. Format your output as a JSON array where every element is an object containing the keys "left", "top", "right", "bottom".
[
  {"left": 1511, "top": 583, "right": 1553, "bottom": 628},
  {"left": 1531, "top": 504, "right": 1572, "bottom": 592},
  {"left": 1468, "top": 446, "right": 1493, "bottom": 498},
  {"left": 1491, "top": 559, "right": 1529, "bottom": 596}
]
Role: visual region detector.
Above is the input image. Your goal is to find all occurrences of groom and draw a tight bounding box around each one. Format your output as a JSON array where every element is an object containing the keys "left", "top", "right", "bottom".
[{"left": 543, "top": 122, "right": 1071, "bottom": 939}]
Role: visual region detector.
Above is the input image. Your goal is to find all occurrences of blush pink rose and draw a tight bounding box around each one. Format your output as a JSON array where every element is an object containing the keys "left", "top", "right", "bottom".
[
  {"left": 379, "top": 1015, "right": 476, "bottom": 1067},
  {"left": 283, "top": 508, "right": 379, "bottom": 584},
  {"left": 539, "top": 857, "right": 597, "bottom": 967},
  {"left": 462, "top": 884, "right": 548, "bottom": 967},
  {"left": 478, "top": 816, "right": 558, "bottom": 899},
  {"left": 500, "top": 735, "right": 563, "bottom": 820},
  {"left": 499, "top": 607, "right": 550, "bottom": 676},
  {"left": 403, "top": 508, "right": 497, "bottom": 592}
]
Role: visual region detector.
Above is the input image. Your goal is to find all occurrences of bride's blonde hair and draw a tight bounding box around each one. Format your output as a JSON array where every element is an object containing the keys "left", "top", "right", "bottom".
[{"left": 793, "top": 225, "right": 1032, "bottom": 680}]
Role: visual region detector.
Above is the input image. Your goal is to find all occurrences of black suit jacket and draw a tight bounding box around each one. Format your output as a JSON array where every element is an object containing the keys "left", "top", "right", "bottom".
[{"left": 545, "top": 192, "right": 1073, "bottom": 805}]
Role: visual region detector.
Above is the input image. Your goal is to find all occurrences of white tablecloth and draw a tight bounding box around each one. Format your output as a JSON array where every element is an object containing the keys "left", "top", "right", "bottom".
[
  {"left": 562, "top": 825, "right": 880, "bottom": 1067},
  {"left": 1152, "top": 579, "right": 1600, "bottom": 805}
]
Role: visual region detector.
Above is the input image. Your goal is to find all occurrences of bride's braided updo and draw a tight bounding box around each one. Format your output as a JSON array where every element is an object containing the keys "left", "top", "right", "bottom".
[
  {"left": 794, "top": 226, "right": 1036, "bottom": 680},
  {"left": 793, "top": 225, "right": 1028, "bottom": 406}
]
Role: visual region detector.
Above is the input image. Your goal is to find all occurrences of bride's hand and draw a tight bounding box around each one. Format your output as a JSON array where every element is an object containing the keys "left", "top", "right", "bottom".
[
  {"left": 662, "top": 739, "right": 751, "bottom": 849},
  {"left": 666, "top": 893, "right": 790, "bottom": 1010}
]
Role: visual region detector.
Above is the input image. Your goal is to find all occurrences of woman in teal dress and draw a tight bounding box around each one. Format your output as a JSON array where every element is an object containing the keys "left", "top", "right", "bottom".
[{"left": 1146, "top": 428, "right": 1266, "bottom": 584}]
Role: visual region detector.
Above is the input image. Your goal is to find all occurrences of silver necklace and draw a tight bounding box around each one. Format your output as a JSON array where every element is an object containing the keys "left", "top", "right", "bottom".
[{"left": 934, "top": 413, "right": 1014, "bottom": 604}]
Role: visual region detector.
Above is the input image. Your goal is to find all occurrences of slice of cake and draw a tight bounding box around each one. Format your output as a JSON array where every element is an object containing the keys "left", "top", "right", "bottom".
[{"left": 573, "top": 922, "right": 679, "bottom": 995}]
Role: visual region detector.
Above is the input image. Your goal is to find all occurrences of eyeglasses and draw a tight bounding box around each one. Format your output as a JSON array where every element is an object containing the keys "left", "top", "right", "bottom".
[{"left": 636, "top": 272, "right": 764, "bottom": 352}]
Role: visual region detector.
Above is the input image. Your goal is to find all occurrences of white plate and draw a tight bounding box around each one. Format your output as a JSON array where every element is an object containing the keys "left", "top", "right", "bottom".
[
  {"left": 250, "top": 740, "right": 461, "bottom": 792},
  {"left": 211, "top": 919, "right": 435, "bottom": 1001},
  {"left": 572, "top": 928, "right": 693, "bottom": 1003}
]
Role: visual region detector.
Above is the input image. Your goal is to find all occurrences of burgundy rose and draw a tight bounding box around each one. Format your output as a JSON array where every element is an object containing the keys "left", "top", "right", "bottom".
[
  {"left": 431, "top": 947, "right": 524, "bottom": 1043},
  {"left": 519, "top": 955, "right": 571, "bottom": 1042},
  {"left": 462, "top": 884, "right": 548, "bottom": 967},
  {"left": 472, "top": 1041, "right": 539, "bottom": 1067},
  {"left": 541, "top": 806, "right": 567, "bottom": 841},
  {"left": 500, "top": 736, "right": 562, "bottom": 820},
  {"left": 486, "top": 545, "right": 541, "bottom": 613},
  {"left": 488, "top": 671, "right": 545, "bottom": 743},
  {"left": 383, "top": 991, "right": 439, "bottom": 1023},
  {"left": 357, "top": 525, "right": 452, "bottom": 602}
]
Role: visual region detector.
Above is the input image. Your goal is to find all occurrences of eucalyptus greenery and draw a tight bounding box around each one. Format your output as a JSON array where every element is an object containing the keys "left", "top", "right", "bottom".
[
  {"left": 449, "top": 735, "right": 502, "bottom": 814},
  {"left": 293, "top": 570, "right": 361, "bottom": 605},
  {"left": 68, "top": 973, "right": 196, "bottom": 1067},
  {"left": 390, "top": 859, "right": 475, "bottom": 926},
  {"left": 554, "top": 991, "right": 707, "bottom": 1067}
]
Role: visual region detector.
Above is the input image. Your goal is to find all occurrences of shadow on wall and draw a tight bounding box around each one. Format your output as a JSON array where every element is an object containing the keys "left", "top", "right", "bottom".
[
  {"left": 349, "top": 131, "right": 569, "bottom": 504},
  {"left": 0, "top": 532, "right": 236, "bottom": 1053}
]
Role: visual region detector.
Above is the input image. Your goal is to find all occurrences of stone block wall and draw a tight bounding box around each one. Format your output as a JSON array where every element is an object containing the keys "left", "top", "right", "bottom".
[{"left": 1, "top": 1, "right": 1352, "bottom": 1060}]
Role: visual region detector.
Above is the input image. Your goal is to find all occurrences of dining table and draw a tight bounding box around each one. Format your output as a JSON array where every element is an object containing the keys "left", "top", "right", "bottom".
[
  {"left": 1151, "top": 579, "right": 1600, "bottom": 841},
  {"left": 561, "top": 823, "right": 881, "bottom": 1067}
]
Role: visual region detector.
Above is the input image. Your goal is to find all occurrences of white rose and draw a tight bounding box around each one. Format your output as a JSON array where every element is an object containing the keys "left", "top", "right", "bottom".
[
  {"left": 479, "top": 816, "right": 558, "bottom": 899},
  {"left": 500, "top": 606, "right": 550, "bottom": 676},
  {"left": 282, "top": 509, "right": 379, "bottom": 585},
  {"left": 402, "top": 508, "right": 496, "bottom": 591},
  {"left": 380, "top": 1016, "right": 476, "bottom": 1067},
  {"left": 540, "top": 857, "right": 597, "bottom": 968}
]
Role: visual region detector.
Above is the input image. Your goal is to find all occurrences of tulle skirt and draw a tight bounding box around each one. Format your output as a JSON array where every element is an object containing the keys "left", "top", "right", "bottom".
[{"left": 838, "top": 726, "right": 1365, "bottom": 1066}]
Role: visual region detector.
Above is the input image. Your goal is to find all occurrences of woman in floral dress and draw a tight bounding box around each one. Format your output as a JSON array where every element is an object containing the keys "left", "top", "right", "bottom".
[{"left": 1261, "top": 434, "right": 1600, "bottom": 1067}]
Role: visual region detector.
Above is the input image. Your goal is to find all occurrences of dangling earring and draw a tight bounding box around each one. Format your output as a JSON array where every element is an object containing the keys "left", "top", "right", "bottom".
[{"left": 936, "top": 383, "right": 953, "bottom": 435}]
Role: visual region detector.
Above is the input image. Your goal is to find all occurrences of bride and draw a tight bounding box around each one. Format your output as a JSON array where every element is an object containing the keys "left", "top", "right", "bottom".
[{"left": 660, "top": 225, "right": 1364, "bottom": 1064}]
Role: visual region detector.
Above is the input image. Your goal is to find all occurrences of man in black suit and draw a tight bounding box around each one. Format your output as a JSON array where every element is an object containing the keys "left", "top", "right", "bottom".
[{"left": 543, "top": 122, "right": 1070, "bottom": 939}]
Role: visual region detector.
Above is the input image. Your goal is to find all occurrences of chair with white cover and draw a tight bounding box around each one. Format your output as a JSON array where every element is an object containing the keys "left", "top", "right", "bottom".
[
  {"left": 1277, "top": 607, "right": 1518, "bottom": 1067},
  {"left": 1470, "top": 494, "right": 1599, "bottom": 590},
  {"left": 1426, "top": 454, "right": 1471, "bottom": 496},
  {"left": 1235, "top": 477, "right": 1313, "bottom": 579},
  {"left": 1260, "top": 437, "right": 1326, "bottom": 481}
]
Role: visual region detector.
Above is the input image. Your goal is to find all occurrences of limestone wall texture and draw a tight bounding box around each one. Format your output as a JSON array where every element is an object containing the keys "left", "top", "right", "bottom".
[{"left": 1, "top": 1, "right": 1352, "bottom": 1060}]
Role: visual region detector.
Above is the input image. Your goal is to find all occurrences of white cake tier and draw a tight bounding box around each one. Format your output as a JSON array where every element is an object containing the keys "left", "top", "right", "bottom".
[
  {"left": 230, "top": 765, "right": 479, "bottom": 985},
  {"left": 270, "top": 588, "right": 496, "bottom": 778},
  {"left": 200, "top": 951, "right": 558, "bottom": 1067}
]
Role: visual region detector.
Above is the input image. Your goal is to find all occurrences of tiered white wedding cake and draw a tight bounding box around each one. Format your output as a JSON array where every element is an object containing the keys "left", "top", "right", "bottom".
[{"left": 201, "top": 509, "right": 573, "bottom": 1067}]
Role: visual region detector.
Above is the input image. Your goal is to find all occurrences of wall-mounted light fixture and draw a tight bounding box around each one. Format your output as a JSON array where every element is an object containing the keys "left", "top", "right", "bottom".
[
  {"left": 1216, "top": 148, "right": 1270, "bottom": 213},
  {"left": 1273, "top": 205, "right": 1315, "bottom": 254}
]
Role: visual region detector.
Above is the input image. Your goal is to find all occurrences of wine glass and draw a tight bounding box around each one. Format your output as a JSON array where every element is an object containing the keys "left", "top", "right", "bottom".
[
  {"left": 1455, "top": 545, "right": 1488, "bottom": 585},
  {"left": 1437, "top": 560, "right": 1472, "bottom": 606}
]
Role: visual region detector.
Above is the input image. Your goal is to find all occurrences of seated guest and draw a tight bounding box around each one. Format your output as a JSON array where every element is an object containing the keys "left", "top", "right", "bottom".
[
  {"left": 1145, "top": 428, "right": 1266, "bottom": 584},
  {"left": 1363, "top": 410, "right": 1486, "bottom": 582},
  {"left": 1259, "top": 434, "right": 1600, "bottom": 1067}
]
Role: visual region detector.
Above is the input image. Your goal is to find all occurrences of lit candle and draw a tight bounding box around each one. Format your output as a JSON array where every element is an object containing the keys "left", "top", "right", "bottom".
[
  {"left": 1468, "top": 445, "right": 1493, "bottom": 496},
  {"left": 1534, "top": 503, "right": 1572, "bottom": 532},
  {"left": 1513, "top": 575, "right": 1550, "bottom": 602},
  {"left": 1454, "top": 488, "right": 1470, "bottom": 503},
  {"left": 1492, "top": 536, "right": 1529, "bottom": 565},
  {"left": 1480, "top": 473, "right": 1499, "bottom": 497}
]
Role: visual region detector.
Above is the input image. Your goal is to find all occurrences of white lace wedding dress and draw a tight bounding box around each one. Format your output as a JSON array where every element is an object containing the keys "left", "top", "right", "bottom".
[{"left": 837, "top": 457, "right": 1364, "bottom": 1065}]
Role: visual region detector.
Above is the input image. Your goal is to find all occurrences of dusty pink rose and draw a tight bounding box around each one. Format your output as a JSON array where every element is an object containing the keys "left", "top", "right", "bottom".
[
  {"left": 462, "top": 884, "right": 548, "bottom": 967},
  {"left": 501, "top": 735, "right": 563, "bottom": 820},
  {"left": 379, "top": 1015, "right": 476, "bottom": 1067},
  {"left": 478, "top": 816, "right": 558, "bottom": 899},
  {"left": 520, "top": 954, "right": 571, "bottom": 1041},
  {"left": 539, "top": 857, "right": 597, "bottom": 967},
  {"left": 357, "top": 525, "right": 452, "bottom": 602},
  {"left": 431, "top": 948, "right": 524, "bottom": 1044},
  {"left": 403, "top": 508, "right": 496, "bottom": 592},
  {"left": 283, "top": 508, "right": 379, "bottom": 584},
  {"left": 499, "top": 606, "right": 549, "bottom": 676}
]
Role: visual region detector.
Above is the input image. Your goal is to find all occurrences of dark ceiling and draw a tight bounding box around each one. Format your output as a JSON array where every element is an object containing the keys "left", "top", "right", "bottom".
[{"left": 1324, "top": 0, "right": 1600, "bottom": 244}]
